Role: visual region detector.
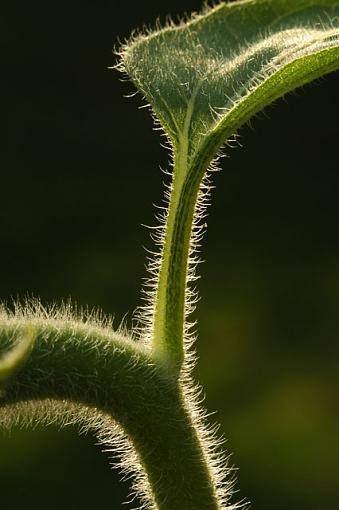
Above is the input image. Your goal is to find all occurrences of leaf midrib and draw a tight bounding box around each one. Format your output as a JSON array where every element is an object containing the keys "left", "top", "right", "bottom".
[{"left": 179, "top": 26, "right": 339, "bottom": 175}]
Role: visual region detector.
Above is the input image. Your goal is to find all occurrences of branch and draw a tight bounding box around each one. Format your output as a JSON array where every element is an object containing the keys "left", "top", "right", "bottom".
[{"left": 0, "top": 308, "right": 229, "bottom": 509}]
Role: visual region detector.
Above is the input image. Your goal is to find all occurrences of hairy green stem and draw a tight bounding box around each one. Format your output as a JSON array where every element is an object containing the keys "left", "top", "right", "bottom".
[
  {"left": 2, "top": 2, "right": 339, "bottom": 508},
  {"left": 0, "top": 320, "right": 221, "bottom": 509},
  {"left": 151, "top": 47, "right": 339, "bottom": 374},
  {"left": 152, "top": 160, "right": 193, "bottom": 371},
  {"left": 0, "top": 326, "right": 35, "bottom": 387}
]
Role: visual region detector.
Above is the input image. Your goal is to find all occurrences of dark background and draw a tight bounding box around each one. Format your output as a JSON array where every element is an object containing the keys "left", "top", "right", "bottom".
[{"left": 1, "top": 1, "right": 339, "bottom": 509}]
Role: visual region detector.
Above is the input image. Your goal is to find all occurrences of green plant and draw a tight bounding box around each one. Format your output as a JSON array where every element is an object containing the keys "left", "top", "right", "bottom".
[{"left": 1, "top": 0, "right": 339, "bottom": 508}]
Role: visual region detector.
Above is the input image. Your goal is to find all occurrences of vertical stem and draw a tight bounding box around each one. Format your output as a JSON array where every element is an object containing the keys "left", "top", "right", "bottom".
[
  {"left": 151, "top": 152, "right": 196, "bottom": 371},
  {"left": 125, "top": 388, "right": 221, "bottom": 510},
  {"left": 151, "top": 90, "right": 200, "bottom": 371},
  {"left": 151, "top": 129, "right": 217, "bottom": 372}
]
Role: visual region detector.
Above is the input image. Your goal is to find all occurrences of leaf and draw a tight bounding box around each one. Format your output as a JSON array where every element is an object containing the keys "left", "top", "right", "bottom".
[
  {"left": 121, "top": 0, "right": 339, "bottom": 173},
  {"left": 119, "top": 0, "right": 339, "bottom": 370},
  {"left": 0, "top": 326, "right": 35, "bottom": 388}
]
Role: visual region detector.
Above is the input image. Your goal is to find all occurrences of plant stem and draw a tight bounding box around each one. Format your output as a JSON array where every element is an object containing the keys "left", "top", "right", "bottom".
[
  {"left": 152, "top": 143, "right": 198, "bottom": 372},
  {"left": 0, "top": 320, "right": 221, "bottom": 509}
]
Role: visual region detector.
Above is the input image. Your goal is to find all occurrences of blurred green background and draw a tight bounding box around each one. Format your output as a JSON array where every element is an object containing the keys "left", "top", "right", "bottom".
[{"left": 2, "top": 1, "right": 339, "bottom": 509}]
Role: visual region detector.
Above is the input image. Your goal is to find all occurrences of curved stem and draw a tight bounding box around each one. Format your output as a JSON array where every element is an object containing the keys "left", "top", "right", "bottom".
[
  {"left": 0, "top": 319, "right": 221, "bottom": 509},
  {"left": 0, "top": 326, "right": 35, "bottom": 387}
]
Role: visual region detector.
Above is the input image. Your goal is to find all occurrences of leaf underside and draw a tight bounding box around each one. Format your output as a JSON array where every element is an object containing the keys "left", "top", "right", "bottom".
[
  {"left": 119, "top": 0, "right": 339, "bottom": 370},
  {"left": 122, "top": 0, "right": 339, "bottom": 169}
]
